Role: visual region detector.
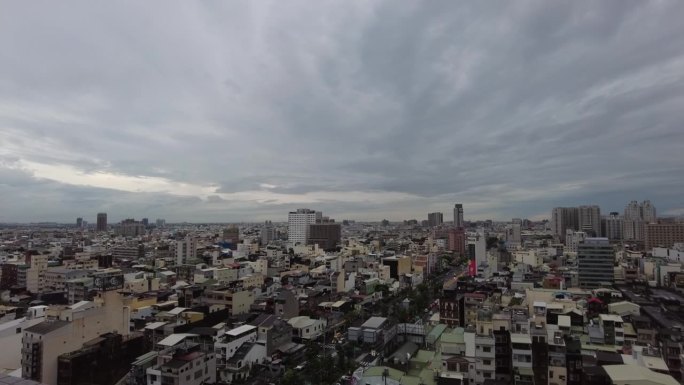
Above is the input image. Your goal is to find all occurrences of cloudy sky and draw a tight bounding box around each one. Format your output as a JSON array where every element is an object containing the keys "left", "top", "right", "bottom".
[{"left": 1, "top": 1, "right": 684, "bottom": 223}]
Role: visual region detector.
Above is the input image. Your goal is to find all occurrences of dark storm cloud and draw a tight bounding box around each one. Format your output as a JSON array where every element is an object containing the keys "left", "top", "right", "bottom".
[{"left": 1, "top": 0, "right": 684, "bottom": 222}]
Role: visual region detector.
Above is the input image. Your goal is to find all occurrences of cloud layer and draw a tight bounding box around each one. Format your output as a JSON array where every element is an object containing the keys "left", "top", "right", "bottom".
[{"left": 2, "top": 1, "right": 684, "bottom": 223}]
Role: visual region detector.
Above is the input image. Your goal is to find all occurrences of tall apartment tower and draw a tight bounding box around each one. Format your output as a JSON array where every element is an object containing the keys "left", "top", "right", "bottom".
[
  {"left": 76, "top": 217, "right": 83, "bottom": 228},
  {"left": 96, "top": 213, "right": 107, "bottom": 232},
  {"left": 261, "top": 221, "right": 276, "bottom": 245},
  {"left": 602, "top": 212, "right": 624, "bottom": 241},
  {"left": 453, "top": 204, "right": 464, "bottom": 228},
  {"left": 624, "top": 200, "right": 657, "bottom": 241},
  {"left": 577, "top": 238, "right": 614, "bottom": 289},
  {"left": 427, "top": 212, "right": 444, "bottom": 227},
  {"left": 578, "top": 205, "right": 601, "bottom": 237},
  {"left": 288, "top": 208, "right": 322, "bottom": 245},
  {"left": 176, "top": 236, "right": 197, "bottom": 265},
  {"left": 642, "top": 200, "right": 657, "bottom": 223},
  {"left": 551, "top": 207, "right": 579, "bottom": 242}
]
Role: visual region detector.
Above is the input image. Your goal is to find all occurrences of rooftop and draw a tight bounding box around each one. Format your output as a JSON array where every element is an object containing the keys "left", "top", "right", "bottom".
[
  {"left": 158, "top": 333, "right": 197, "bottom": 347},
  {"left": 603, "top": 364, "right": 679, "bottom": 385},
  {"left": 24, "top": 320, "right": 69, "bottom": 335},
  {"left": 227, "top": 324, "right": 256, "bottom": 336},
  {"left": 362, "top": 316, "right": 387, "bottom": 329}
]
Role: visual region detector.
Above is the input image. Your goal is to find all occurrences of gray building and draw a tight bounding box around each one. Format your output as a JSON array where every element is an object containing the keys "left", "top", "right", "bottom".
[
  {"left": 427, "top": 212, "right": 443, "bottom": 227},
  {"left": 578, "top": 237, "right": 614, "bottom": 289},
  {"left": 552, "top": 207, "right": 579, "bottom": 242},
  {"left": 454, "top": 203, "right": 464, "bottom": 228},
  {"left": 578, "top": 205, "right": 601, "bottom": 237}
]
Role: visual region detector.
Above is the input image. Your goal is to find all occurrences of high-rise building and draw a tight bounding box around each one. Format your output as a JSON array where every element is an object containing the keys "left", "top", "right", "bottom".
[
  {"left": 115, "top": 219, "right": 145, "bottom": 237},
  {"left": 261, "top": 221, "right": 276, "bottom": 245},
  {"left": 141, "top": 218, "right": 149, "bottom": 227},
  {"left": 642, "top": 200, "right": 657, "bottom": 223},
  {"left": 645, "top": 223, "right": 684, "bottom": 250},
  {"left": 602, "top": 212, "right": 624, "bottom": 241},
  {"left": 624, "top": 200, "right": 657, "bottom": 241},
  {"left": 176, "top": 236, "right": 197, "bottom": 265},
  {"left": 96, "top": 213, "right": 107, "bottom": 232},
  {"left": 427, "top": 212, "right": 443, "bottom": 227},
  {"left": 447, "top": 227, "right": 466, "bottom": 256},
  {"left": 551, "top": 207, "right": 579, "bottom": 242},
  {"left": 287, "top": 208, "right": 322, "bottom": 245},
  {"left": 577, "top": 237, "right": 614, "bottom": 289},
  {"left": 308, "top": 218, "right": 341, "bottom": 251},
  {"left": 155, "top": 218, "right": 166, "bottom": 227},
  {"left": 75, "top": 217, "right": 82, "bottom": 228},
  {"left": 578, "top": 205, "right": 601, "bottom": 237},
  {"left": 467, "top": 232, "right": 486, "bottom": 275},
  {"left": 453, "top": 204, "right": 464, "bottom": 228}
]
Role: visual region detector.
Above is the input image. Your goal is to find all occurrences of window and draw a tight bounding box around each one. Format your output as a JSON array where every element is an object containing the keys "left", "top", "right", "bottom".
[
  {"left": 483, "top": 347, "right": 491, "bottom": 353},
  {"left": 483, "top": 360, "right": 491, "bottom": 365},
  {"left": 16, "top": 328, "right": 21, "bottom": 334}
]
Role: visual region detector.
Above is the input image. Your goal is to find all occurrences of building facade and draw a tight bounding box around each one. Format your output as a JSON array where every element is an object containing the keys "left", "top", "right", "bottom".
[
  {"left": 287, "top": 209, "right": 321, "bottom": 246},
  {"left": 96, "top": 213, "right": 108, "bottom": 232},
  {"left": 454, "top": 204, "right": 464, "bottom": 227},
  {"left": 578, "top": 205, "right": 601, "bottom": 237},
  {"left": 428, "top": 212, "right": 444, "bottom": 227},
  {"left": 552, "top": 208, "right": 579, "bottom": 242},
  {"left": 577, "top": 238, "right": 614, "bottom": 289},
  {"left": 645, "top": 223, "right": 684, "bottom": 250}
]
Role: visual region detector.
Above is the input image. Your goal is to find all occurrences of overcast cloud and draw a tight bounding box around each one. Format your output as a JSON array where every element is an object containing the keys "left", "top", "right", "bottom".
[{"left": 1, "top": 0, "right": 684, "bottom": 223}]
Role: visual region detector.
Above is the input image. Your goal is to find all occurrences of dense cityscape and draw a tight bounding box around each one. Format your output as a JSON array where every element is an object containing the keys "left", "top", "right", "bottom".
[
  {"left": 3, "top": 1, "right": 684, "bottom": 385},
  {"left": 0, "top": 200, "right": 683, "bottom": 385}
]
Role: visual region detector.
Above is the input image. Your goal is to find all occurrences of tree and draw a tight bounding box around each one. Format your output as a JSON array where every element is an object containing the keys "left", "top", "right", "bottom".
[
  {"left": 375, "top": 284, "right": 390, "bottom": 297},
  {"left": 337, "top": 344, "right": 347, "bottom": 370},
  {"left": 281, "top": 369, "right": 302, "bottom": 385}
]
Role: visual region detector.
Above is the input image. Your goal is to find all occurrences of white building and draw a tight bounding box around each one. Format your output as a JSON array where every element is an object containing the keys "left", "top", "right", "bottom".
[
  {"left": 565, "top": 231, "right": 587, "bottom": 253},
  {"left": 288, "top": 316, "right": 327, "bottom": 340},
  {"left": 0, "top": 306, "right": 46, "bottom": 371},
  {"left": 215, "top": 325, "right": 257, "bottom": 366},
  {"left": 287, "top": 208, "right": 322, "bottom": 246}
]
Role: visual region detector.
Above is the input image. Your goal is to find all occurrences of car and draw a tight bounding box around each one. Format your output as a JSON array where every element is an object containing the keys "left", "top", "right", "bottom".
[{"left": 295, "top": 363, "right": 306, "bottom": 371}]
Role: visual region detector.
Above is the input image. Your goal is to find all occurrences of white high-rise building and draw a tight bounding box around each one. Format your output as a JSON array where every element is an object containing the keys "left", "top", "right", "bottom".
[{"left": 288, "top": 208, "right": 322, "bottom": 246}]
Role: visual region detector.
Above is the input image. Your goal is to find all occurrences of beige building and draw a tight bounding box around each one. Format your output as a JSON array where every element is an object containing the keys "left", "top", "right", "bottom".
[
  {"left": 42, "top": 268, "right": 90, "bottom": 293},
  {"left": 202, "top": 288, "right": 255, "bottom": 316},
  {"left": 26, "top": 254, "right": 48, "bottom": 294},
  {"left": 21, "top": 289, "right": 131, "bottom": 385}
]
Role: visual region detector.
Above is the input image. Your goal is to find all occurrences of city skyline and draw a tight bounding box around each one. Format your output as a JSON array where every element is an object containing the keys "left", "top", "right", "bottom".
[{"left": 2, "top": 2, "right": 684, "bottom": 222}]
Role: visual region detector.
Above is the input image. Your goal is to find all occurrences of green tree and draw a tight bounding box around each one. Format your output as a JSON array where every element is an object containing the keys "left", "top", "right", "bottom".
[{"left": 281, "top": 369, "right": 302, "bottom": 385}]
